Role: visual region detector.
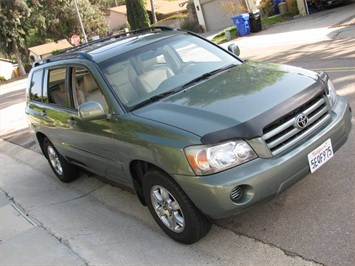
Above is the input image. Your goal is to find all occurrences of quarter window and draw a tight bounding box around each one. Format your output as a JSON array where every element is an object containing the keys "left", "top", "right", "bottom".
[{"left": 29, "top": 71, "right": 43, "bottom": 101}]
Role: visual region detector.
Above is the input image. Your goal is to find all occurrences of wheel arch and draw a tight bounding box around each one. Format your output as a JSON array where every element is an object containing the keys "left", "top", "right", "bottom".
[
  {"left": 36, "top": 132, "right": 48, "bottom": 156},
  {"left": 129, "top": 160, "right": 182, "bottom": 206}
]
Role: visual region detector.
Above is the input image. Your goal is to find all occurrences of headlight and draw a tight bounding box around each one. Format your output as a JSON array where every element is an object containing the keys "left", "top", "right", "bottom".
[
  {"left": 185, "top": 140, "right": 257, "bottom": 175},
  {"left": 327, "top": 79, "right": 338, "bottom": 107}
]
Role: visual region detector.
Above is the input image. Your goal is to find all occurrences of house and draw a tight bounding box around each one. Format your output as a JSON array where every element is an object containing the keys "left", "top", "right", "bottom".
[
  {"left": 107, "top": 0, "right": 188, "bottom": 33},
  {"left": 107, "top": 5, "right": 128, "bottom": 33},
  {"left": 0, "top": 58, "right": 16, "bottom": 80},
  {"left": 193, "top": 0, "right": 258, "bottom": 32},
  {"left": 28, "top": 39, "right": 73, "bottom": 61},
  {"left": 193, "top": 0, "right": 337, "bottom": 32}
]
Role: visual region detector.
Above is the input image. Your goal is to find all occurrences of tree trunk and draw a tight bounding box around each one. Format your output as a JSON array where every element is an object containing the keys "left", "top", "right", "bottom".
[
  {"left": 13, "top": 42, "right": 26, "bottom": 76},
  {"left": 150, "top": 0, "right": 157, "bottom": 24}
]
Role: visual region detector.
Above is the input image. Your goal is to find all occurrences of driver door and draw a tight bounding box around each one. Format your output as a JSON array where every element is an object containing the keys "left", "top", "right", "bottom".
[{"left": 67, "top": 66, "right": 127, "bottom": 183}]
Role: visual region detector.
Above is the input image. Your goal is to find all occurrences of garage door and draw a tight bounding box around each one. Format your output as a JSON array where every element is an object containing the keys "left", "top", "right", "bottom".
[{"left": 201, "top": 0, "right": 234, "bottom": 31}]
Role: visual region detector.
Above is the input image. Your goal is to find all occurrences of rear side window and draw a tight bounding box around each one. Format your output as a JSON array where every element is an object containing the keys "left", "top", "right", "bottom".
[
  {"left": 29, "top": 71, "right": 43, "bottom": 101},
  {"left": 48, "top": 68, "right": 69, "bottom": 107}
]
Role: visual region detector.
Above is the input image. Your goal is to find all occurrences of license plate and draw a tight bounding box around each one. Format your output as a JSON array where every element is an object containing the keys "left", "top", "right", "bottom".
[{"left": 308, "top": 139, "right": 334, "bottom": 173}]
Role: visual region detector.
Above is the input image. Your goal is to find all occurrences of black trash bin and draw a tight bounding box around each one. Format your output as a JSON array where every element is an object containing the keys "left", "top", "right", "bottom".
[{"left": 249, "top": 10, "right": 262, "bottom": 33}]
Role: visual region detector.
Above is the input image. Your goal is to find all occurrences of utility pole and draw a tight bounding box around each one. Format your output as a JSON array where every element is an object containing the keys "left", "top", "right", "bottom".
[{"left": 74, "top": 0, "right": 88, "bottom": 43}]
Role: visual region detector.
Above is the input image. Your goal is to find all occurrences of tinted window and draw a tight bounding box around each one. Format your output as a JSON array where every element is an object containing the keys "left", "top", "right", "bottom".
[
  {"left": 72, "top": 67, "right": 109, "bottom": 112},
  {"left": 99, "top": 35, "right": 240, "bottom": 110},
  {"left": 48, "top": 68, "right": 68, "bottom": 107},
  {"left": 172, "top": 40, "right": 222, "bottom": 63},
  {"left": 29, "top": 71, "right": 43, "bottom": 101}
]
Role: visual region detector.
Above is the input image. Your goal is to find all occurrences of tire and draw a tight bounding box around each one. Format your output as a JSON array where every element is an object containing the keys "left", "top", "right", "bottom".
[
  {"left": 143, "top": 169, "right": 211, "bottom": 244},
  {"left": 43, "top": 137, "right": 79, "bottom": 183}
]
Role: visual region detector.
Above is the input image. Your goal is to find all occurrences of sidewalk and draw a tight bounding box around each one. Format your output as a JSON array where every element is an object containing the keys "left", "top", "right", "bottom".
[
  {"left": 0, "top": 141, "right": 86, "bottom": 265},
  {"left": 0, "top": 192, "right": 85, "bottom": 265}
]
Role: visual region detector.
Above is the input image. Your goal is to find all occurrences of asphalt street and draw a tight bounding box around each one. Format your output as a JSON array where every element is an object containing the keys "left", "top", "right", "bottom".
[
  {"left": 1, "top": 3, "right": 354, "bottom": 266},
  {"left": 216, "top": 8, "right": 355, "bottom": 266}
]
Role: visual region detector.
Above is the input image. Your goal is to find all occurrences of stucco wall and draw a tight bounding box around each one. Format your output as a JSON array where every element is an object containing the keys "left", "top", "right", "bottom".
[
  {"left": 107, "top": 11, "right": 127, "bottom": 33},
  {"left": 0, "top": 61, "right": 14, "bottom": 80}
]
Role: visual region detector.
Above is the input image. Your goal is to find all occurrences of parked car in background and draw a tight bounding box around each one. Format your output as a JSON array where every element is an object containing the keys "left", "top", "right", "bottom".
[{"left": 25, "top": 27, "right": 352, "bottom": 244}]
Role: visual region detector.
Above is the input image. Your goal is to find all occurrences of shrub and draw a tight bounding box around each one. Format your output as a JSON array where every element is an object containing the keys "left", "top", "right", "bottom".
[
  {"left": 180, "top": 18, "right": 200, "bottom": 33},
  {"left": 286, "top": 0, "right": 299, "bottom": 16},
  {"left": 258, "top": 0, "right": 275, "bottom": 18},
  {"left": 159, "top": 14, "right": 188, "bottom": 23},
  {"left": 221, "top": 1, "right": 248, "bottom": 17}
]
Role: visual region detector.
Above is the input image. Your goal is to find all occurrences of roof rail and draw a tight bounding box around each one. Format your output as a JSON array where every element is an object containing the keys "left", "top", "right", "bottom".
[
  {"left": 55, "top": 26, "right": 176, "bottom": 55},
  {"left": 32, "top": 27, "right": 177, "bottom": 67},
  {"left": 32, "top": 52, "right": 92, "bottom": 67},
  {"left": 108, "top": 26, "right": 175, "bottom": 40}
]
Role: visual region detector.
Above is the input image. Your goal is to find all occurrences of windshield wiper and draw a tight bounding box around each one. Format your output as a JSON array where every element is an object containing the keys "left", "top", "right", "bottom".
[
  {"left": 131, "top": 90, "right": 178, "bottom": 111},
  {"left": 181, "top": 64, "right": 237, "bottom": 89},
  {"left": 130, "top": 64, "right": 237, "bottom": 111}
]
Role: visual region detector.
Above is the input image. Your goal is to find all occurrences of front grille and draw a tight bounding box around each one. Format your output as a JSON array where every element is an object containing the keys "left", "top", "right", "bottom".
[{"left": 262, "top": 93, "right": 331, "bottom": 156}]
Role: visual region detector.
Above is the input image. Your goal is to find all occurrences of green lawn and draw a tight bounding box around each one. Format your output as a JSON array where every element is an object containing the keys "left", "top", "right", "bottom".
[{"left": 211, "top": 27, "right": 237, "bottom": 44}]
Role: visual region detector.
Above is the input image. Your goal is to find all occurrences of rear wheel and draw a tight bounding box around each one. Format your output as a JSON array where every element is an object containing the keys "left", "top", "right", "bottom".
[
  {"left": 43, "top": 137, "right": 79, "bottom": 183},
  {"left": 143, "top": 169, "right": 211, "bottom": 244}
]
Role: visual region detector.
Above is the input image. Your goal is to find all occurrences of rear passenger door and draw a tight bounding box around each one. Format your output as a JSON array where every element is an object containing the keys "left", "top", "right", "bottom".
[{"left": 34, "top": 67, "right": 77, "bottom": 159}]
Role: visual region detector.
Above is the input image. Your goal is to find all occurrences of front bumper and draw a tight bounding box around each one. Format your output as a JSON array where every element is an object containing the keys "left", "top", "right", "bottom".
[{"left": 173, "top": 96, "right": 352, "bottom": 219}]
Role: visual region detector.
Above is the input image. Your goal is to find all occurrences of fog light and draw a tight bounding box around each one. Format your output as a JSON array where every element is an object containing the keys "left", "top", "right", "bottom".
[
  {"left": 230, "top": 185, "right": 254, "bottom": 205},
  {"left": 230, "top": 186, "right": 242, "bottom": 201}
]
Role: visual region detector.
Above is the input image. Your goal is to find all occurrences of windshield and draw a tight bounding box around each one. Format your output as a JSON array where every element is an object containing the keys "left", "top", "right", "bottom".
[{"left": 98, "top": 34, "right": 241, "bottom": 111}]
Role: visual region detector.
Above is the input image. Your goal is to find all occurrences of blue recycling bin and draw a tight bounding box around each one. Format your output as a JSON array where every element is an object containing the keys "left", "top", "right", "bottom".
[{"left": 231, "top": 13, "right": 250, "bottom": 37}]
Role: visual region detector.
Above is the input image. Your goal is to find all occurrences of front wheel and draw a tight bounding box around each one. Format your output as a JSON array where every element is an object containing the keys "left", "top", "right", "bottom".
[
  {"left": 43, "top": 137, "right": 79, "bottom": 183},
  {"left": 143, "top": 169, "right": 211, "bottom": 244}
]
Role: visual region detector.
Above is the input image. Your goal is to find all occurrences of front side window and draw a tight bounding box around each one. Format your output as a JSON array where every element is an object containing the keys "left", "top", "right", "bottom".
[
  {"left": 72, "top": 67, "right": 109, "bottom": 112},
  {"left": 29, "top": 70, "right": 43, "bottom": 101},
  {"left": 48, "top": 68, "right": 68, "bottom": 107}
]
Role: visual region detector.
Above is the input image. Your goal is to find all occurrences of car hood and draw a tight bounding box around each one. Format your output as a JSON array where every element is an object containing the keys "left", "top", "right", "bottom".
[{"left": 133, "top": 62, "right": 325, "bottom": 144}]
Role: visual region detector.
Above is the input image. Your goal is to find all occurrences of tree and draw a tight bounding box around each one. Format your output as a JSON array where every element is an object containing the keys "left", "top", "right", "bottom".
[
  {"left": 1, "top": 0, "right": 112, "bottom": 75},
  {"left": 34, "top": 0, "right": 109, "bottom": 42},
  {"left": 0, "top": 0, "right": 39, "bottom": 76},
  {"left": 126, "top": 0, "right": 150, "bottom": 30}
]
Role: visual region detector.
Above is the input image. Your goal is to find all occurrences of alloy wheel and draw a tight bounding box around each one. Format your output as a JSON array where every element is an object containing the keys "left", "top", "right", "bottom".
[
  {"left": 47, "top": 146, "right": 63, "bottom": 176},
  {"left": 150, "top": 185, "right": 185, "bottom": 233}
]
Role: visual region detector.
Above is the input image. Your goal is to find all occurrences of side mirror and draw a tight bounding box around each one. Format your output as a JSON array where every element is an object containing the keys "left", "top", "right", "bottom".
[
  {"left": 78, "top": 101, "right": 107, "bottom": 121},
  {"left": 228, "top": 44, "right": 240, "bottom": 56}
]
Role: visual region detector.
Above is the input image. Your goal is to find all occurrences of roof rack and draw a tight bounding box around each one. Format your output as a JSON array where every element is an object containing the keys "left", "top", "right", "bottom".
[
  {"left": 32, "top": 27, "right": 176, "bottom": 67},
  {"left": 60, "top": 26, "right": 176, "bottom": 54},
  {"left": 33, "top": 52, "right": 92, "bottom": 67},
  {"left": 52, "top": 26, "right": 176, "bottom": 55}
]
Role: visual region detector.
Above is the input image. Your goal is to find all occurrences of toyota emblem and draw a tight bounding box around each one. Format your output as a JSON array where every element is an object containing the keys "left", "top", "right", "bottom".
[{"left": 295, "top": 113, "right": 309, "bottom": 129}]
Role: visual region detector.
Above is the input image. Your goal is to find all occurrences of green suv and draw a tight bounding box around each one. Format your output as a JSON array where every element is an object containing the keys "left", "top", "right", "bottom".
[{"left": 25, "top": 27, "right": 352, "bottom": 244}]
